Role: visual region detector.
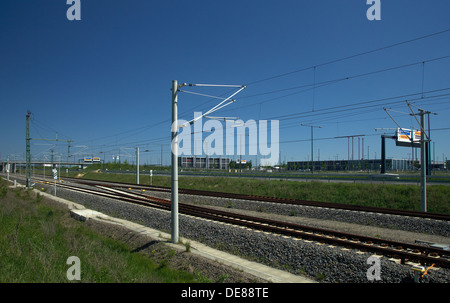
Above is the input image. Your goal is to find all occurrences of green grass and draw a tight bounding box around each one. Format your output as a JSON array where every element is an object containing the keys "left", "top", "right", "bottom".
[
  {"left": 77, "top": 170, "right": 450, "bottom": 214},
  {"left": 0, "top": 178, "right": 197, "bottom": 283}
]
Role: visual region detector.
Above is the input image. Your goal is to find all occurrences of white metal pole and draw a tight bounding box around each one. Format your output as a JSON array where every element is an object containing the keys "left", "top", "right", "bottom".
[
  {"left": 136, "top": 147, "right": 140, "bottom": 184},
  {"left": 171, "top": 80, "right": 179, "bottom": 244}
]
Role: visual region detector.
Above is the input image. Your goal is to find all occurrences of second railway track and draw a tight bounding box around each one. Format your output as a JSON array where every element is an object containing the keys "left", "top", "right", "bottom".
[{"left": 63, "top": 177, "right": 450, "bottom": 221}]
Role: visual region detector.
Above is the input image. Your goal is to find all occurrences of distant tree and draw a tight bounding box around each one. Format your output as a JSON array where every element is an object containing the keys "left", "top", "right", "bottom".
[{"left": 229, "top": 161, "right": 236, "bottom": 169}]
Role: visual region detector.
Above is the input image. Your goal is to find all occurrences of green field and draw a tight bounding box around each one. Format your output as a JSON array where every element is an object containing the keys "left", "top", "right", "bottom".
[
  {"left": 0, "top": 178, "right": 200, "bottom": 283},
  {"left": 74, "top": 170, "right": 450, "bottom": 214}
]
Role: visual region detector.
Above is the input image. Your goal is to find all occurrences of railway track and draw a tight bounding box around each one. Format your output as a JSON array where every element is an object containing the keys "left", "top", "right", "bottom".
[
  {"left": 63, "top": 177, "right": 450, "bottom": 221},
  {"left": 38, "top": 178, "right": 450, "bottom": 269}
]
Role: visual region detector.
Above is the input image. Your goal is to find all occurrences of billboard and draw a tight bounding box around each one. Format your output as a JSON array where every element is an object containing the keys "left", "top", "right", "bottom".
[
  {"left": 396, "top": 128, "right": 420, "bottom": 147},
  {"left": 84, "top": 157, "right": 101, "bottom": 162}
]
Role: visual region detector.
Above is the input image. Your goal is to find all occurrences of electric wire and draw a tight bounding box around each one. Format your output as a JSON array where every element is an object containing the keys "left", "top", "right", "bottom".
[
  {"left": 243, "top": 28, "right": 450, "bottom": 86},
  {"left": 22, "top": 29, "right": 450, "bottom": 162},
  {"left": 85, "top": 30, "right": 450, "bottom": 149}
]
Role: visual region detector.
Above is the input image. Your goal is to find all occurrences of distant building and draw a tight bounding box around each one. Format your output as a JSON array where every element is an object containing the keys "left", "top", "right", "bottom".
[
  {"left": 287, "top": 158, "right": 429, "bottom": 172},
  {"left": 178, "top": 156, "right": 231, "bottom": 170}
]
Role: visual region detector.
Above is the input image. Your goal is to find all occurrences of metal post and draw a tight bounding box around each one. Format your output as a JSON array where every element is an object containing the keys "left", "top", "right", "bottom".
[
  {"left": 136, "top": 147, "right": 140, "bottom": 184},
  {"left": 26, "top": 111, "right": 31, "bottom": 188},
  {"left": 171, "top": 80, "right": 179, "bottom": 244},
  {"left": 427, "top": 113, "right": 432, "bottom": 176},
  {"left": 240, "top": 135, "right": 242, "bottom": 172},
  {"left": 311, "top": 126, "right": 314, "bottom": 174},
  {"left": 348, "top": 137, "right": 350, "bottom": 171},
  {"left": 358, "top": 137, "right": 360, "bottom": 161},
  {"left": 381, "top": 135, "right": 386, "bottom": 174},
  {"left": 168, "top": 81, "right": 243, "bottom": 243},
  {"left": 362, "top": 138, "right": 364, "bottom": 160},
  {"left": 420, "top": 112, "right": 427, "bottom": 212},
  {"left": 301, "top": 124, "right": 321, "bottom": 174},
  {"left": 7, "top": 155, "right": 10, "bottom": 181},
  {"left": 351, "top": 136, "right": 354, "bottom": 170},
  {"left": 411, "top": 126, "right": 415, "bottom": 171}
]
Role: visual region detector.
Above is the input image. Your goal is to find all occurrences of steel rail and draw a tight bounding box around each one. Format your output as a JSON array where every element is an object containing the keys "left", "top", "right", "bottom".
[
  {"left": 66, "top": 177, "right": 450, "bottom": 221},
  {"left": 49, "top": 180, "right": 450, "bottom": 269}
]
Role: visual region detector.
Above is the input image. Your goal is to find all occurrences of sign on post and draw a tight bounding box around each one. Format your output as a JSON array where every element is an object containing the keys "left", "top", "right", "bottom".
[{"left": 396, "top": 128, "right": 420, "bottom": 147}]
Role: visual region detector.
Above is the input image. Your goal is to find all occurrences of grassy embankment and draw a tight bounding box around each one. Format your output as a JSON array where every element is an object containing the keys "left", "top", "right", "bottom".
[
  {"left": 77, "top": 170, "right": 450, "bottom": 214},
  {"left": 0, "top": 177, "right": 199, "bottom": 283}
]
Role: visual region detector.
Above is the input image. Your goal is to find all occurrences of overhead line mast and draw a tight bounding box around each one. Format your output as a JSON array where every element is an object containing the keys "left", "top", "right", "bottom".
[
  {"left": 25, "top": 111, "right": 74, "bottom": 189},
  {"left": 26, "top": 111, "right": 31, "bottom": 188},
  {"left": 406, "top": 102, "right": 437, "bottom": 213},
  {"left": 384, "top": 102, "right": 438, "bottom": 212},
  {"left": 171, "top": 80, "right": 245, "bottom": 244}
]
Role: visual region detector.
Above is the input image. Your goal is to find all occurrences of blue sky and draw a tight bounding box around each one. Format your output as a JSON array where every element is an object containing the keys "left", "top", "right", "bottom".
[{"left": 1, "top": 0, "right": 450, "bottom": 166}]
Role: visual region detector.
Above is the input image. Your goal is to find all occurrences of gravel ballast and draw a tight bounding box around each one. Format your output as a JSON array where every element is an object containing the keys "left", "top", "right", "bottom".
[{"left": 37, "top": 182, "right": 450, "bottom": 283}]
